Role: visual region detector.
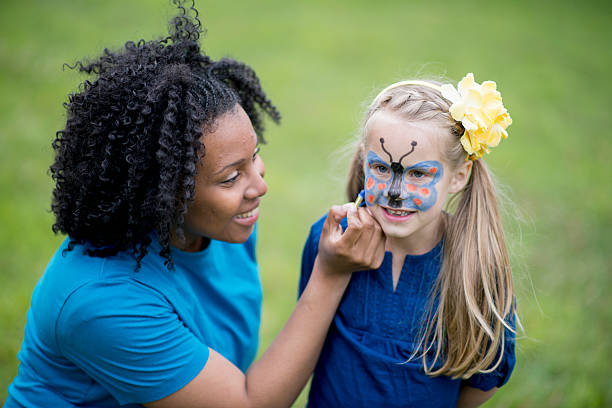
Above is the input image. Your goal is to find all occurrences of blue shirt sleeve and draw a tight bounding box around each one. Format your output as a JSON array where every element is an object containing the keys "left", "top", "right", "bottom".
[
  {"left": 465, "top": 314, "right": 516, "bottom": 391},
  {"left": 56, "top": 279, "right": 210, "bottom": 405}
]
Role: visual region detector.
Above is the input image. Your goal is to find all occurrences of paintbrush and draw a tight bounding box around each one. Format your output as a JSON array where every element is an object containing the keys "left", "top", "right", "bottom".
[{"left": 354, "top": 189, "right": 365, "bottom": 208}]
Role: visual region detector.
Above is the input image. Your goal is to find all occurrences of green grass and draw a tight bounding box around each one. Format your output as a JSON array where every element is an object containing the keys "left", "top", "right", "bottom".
[{"left": 1, "top": 0, "right": 611, "bottom": 406}]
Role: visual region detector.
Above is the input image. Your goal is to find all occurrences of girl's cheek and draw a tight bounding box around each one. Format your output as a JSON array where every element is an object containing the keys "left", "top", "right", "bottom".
[
  {"left": 365, "top": 176, "right": 375, "bottom": 190},
  {"left": 407, "top": 181, "right": 442, "bottom": 212},
  {"left": 364, "top": 176, "right": 378, "bottom": 205}
]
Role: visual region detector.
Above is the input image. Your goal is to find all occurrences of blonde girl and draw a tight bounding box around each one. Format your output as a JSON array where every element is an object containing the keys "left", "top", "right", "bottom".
[{"left": 299, "top": 74, "right": 516, "bottom": 407}]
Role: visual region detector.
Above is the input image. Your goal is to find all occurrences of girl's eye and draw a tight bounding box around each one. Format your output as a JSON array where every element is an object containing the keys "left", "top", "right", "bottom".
[
  {"left": 252, "top": 146, "right": 260, "bottom": 161},
  {"left": 408, "top": 170, "right": 427, "bottom": 178},
  {"left": 373, "top": 164, "right": 389, "bottom": 173}
]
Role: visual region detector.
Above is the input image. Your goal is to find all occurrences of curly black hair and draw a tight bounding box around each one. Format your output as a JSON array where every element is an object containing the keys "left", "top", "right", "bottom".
[{"left": 50, "top": 1, "right": 280, "bottom": 269}]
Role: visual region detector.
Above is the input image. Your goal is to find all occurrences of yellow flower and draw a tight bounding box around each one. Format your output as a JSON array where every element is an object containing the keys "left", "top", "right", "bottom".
[{"left": 440, "top": 73, "right": 512, "bottom": 159}]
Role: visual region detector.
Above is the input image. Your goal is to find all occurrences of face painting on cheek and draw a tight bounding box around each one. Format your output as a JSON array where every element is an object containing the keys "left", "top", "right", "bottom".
[{"left": 364, "top": 138, "right": 444, "bottom": 211}]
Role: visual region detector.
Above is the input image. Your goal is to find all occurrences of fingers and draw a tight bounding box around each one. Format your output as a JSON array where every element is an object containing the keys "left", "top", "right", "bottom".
[
  {"left": 324, "top": 204, "right": 366, "bottom": 246},
  {"left": 322, "top": 206, "right": 343, "bottom": 243},
  {"left": 329, "top": 205, "right": 348, "bottom": 224},
  {"left": 340, "top": 206, "right": 385, "bottom": 270},
  {"left": 319, "top": 203, "right": 386, "bottom": 274},
  {"left": 340, "top": 206, "right": 363, "bottom": 248},
  {"left": 353, "top": 207, "right": 385, "bottom": 269},
  {"left": 327, "top": 203, "right": 354, "bottom": 224},
  {"left": 356, "top": 206, "right": 384, "bottom": 266}
]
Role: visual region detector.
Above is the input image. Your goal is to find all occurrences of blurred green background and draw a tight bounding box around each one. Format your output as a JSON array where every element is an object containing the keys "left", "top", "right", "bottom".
[{"left": 1, "top": 0, "right": 610, "bottom": 406}]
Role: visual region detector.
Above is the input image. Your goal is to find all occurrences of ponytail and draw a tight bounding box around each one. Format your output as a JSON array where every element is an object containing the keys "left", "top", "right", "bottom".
[{"left": 419, "top": 159, "right": 515, "bottom": 378}]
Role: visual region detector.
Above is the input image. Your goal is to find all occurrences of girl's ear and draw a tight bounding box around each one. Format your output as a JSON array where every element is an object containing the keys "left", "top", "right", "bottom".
[{"left": 448, "top": 159, "right": 473, "bottom": 194}]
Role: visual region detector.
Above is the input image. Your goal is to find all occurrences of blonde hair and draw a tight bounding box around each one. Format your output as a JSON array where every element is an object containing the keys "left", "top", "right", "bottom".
[{"left": 346, "top": 80, "right": 516, "bottom": 379}]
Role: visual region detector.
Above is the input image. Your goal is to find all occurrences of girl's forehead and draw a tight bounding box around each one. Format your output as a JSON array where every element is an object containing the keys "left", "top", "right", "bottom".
[{"left": 364, "top": 114, "right": 447, "bottom": 162}]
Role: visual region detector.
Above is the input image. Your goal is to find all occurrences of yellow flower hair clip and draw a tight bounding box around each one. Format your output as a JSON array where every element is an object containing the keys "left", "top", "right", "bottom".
[{"left": 440, "top": 73, "right": 512, "bottom": 160}]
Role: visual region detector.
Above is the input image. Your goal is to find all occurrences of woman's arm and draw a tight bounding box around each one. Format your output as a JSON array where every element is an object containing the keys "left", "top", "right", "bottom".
[
  {"left": 146, "top": 205, "right": 385, "bottom": 408},
  {"left": 456, "top": 385, "right": 498, "bottom": 408}
]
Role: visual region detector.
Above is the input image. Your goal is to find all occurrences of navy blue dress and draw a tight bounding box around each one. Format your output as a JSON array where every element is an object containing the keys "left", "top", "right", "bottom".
[{"left": 299, "top": 214, "right": 515, "bottom": 408}]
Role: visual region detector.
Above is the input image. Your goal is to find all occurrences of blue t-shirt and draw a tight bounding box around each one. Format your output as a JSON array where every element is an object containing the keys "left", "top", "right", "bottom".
[
  {"left": 299, "top": 214, "right": 515, "bottom": 408},
  {"left": 6, "top": 231, "right": 262, "bottom": 407}
]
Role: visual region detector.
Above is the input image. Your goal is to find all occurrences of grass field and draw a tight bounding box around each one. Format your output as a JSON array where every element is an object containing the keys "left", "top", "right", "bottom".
[{"left": 1, "top": 0, "right": 611, "bottom": 406}]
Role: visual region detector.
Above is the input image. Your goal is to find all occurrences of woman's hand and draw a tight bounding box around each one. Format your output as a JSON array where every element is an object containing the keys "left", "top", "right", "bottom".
[{"left": 317, "top": 204, "right": 386, "bottom": 275}]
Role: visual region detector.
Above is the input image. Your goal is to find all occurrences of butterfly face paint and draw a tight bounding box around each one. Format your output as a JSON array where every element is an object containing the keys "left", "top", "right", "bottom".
[{"left": 364, "top": 137, "right": 444, "bottom": 211}]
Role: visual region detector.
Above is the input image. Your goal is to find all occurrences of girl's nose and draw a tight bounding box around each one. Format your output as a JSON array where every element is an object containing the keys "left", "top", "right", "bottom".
[
  {"left": 388, "top": 188, "right": 401, "bottom": 200},
  {"left": 387, "top": 179, "right": 402, "bottom": 200}
]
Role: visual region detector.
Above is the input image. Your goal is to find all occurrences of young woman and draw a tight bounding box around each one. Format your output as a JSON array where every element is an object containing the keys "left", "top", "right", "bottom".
[{"left": 5, "top": 3, "right": 385, "bottom": 407}]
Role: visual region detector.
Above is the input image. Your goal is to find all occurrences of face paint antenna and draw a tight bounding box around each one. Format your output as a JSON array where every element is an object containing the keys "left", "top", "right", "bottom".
[
  {"left": 379, "top": 137, "right": 394, "bottom": 163},
  {"left": 379, "top": 138, "right": 417, "bottom": 166},
  {"left": 398, "top": 141, "right": 418, "bottom": 164}
]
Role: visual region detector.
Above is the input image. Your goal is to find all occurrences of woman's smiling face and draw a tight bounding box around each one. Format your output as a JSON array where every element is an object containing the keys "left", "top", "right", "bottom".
[
  {"left": 176, "top": 105, "right": 267, "bottom": 251},
  {"left": 363, "top": 110, "right": 468, "bottom": 248}
]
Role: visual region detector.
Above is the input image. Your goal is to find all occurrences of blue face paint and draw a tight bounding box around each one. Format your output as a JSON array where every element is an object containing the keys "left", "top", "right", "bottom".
[{"left": 363, "top": 138, "right": 444, "bottom": 211}]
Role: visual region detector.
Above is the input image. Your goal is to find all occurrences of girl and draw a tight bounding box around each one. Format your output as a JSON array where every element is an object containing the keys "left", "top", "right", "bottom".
[
  {"left": 299, "top": 75, "right": 517, "bottom": 407},
  {"left": 5, "top": 2, "right": 385, "bottom": 407}
]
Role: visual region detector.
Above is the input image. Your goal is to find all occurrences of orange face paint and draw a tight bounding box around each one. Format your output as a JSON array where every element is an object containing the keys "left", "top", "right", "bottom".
[
  {"left": 366, "top": 177, "right": 374, "bottom": 189},
  {"left": 413, "top": 198, "right": 422, "bottom": 206},
  {"left": 377, "top": 183, "right": 386, "bottom": 190},
  {"left": 420, "top": 188, "right": 429, "bottom": 196},
  {"left": 367, "top": 194, "right": 375, "bottom": 203},
  {"left": 429, "top": 167, "right": 437, "bottom": 174},
  {"left": 407, "top": 184, "right": 417, "bottom": 192}
]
